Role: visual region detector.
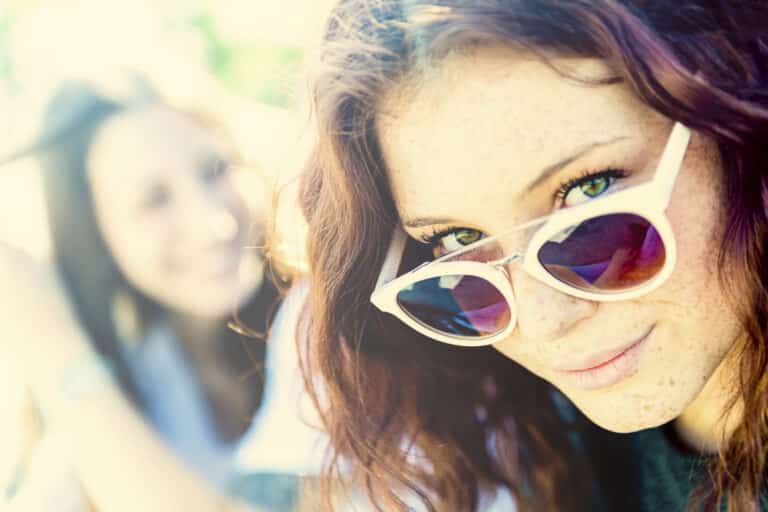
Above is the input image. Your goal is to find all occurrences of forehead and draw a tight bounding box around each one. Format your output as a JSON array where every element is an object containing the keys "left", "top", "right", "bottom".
[
  {"left": 87, "top": 106, "right": 226, "bottom": 189},
  {"left": 376, "top": 46, "right": 666, "bottom": 228}
]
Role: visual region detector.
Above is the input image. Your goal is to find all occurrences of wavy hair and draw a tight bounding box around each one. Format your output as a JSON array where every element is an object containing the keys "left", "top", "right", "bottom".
[{"left": 296, "top": 1, "right": 768, "bottom": 510}]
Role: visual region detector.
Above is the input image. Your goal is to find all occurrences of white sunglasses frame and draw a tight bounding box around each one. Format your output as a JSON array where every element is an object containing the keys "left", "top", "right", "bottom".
[{"left": 370, "top": 122, "right": 692, "bottom": 347}]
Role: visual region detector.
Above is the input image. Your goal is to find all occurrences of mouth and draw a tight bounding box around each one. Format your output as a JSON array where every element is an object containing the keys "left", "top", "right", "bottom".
[
  {"left": 552, "top": 325, "right": 655, "bottom": 391},
  {"left": 182, "top": 246, "right": 242, "bottom": 279}
]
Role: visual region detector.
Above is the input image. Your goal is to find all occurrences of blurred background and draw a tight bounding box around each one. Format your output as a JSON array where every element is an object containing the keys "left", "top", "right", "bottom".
[
  {"left": 0, "top": 0, "right": 326, "bottom": 259},
  {"left": 0, "top": 1, "right": 326, "bottom": 506}
]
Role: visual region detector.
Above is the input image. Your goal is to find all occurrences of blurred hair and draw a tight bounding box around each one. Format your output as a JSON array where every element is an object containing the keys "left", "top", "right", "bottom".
[{"left": 295, "top": 1, "right": 768, "bottom": 510}]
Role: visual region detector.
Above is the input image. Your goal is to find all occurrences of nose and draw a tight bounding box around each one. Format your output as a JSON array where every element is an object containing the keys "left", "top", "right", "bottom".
[
  {"left": 507, "top": 263, "right": 598, "bottom": 341},
  {"left": 204, "top": 208, "right": 240, "bottom": 242},
  {"left": 181, "top": 188, "right": 242, "bottom": 246}
]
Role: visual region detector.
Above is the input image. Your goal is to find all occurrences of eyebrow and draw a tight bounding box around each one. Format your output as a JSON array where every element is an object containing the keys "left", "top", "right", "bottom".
[
  {"left": 404, "top": 217, "right": 456, "bottom": 228},
  {"left": 403, "top": 135, "right": 629, "bottom": 230},
  {"left": 523, "top": 136, "right": 629, "bottom": 193}
]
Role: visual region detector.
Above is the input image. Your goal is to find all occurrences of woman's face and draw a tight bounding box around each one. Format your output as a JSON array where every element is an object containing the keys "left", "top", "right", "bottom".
[
  {"left": 87, "top": 106, "right": 262, "bottom": 318},
  {"left": 377, "top": 46, "right": 743, "bottom": 433}
]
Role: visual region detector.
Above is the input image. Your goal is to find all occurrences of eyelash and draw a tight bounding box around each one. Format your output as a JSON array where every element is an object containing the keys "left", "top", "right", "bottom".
[
  {"left": 553, "top": 168, "right": 628, "bottom": 206},
  {"left": 419, "top": 167, "right": 630, "bottom": 247},
  {"left": 421, "top": 226, "right": 461, "bottom": 245}
]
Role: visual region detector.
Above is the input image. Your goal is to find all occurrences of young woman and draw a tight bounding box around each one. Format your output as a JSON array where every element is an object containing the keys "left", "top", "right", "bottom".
[
  {"left": 295, "top": 1, "right": 768, "bottom": 510},
  {"left": 38, "top": 81, "right": 279, "bottom": 481},
  {"left": 1, "top": 81, "right": 279, "bottom": 511}
]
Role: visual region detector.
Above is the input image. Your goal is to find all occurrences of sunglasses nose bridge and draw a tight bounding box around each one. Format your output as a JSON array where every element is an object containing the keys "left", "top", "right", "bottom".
[
  {"left": 491, "top": 253, "right": 521, "bottom": 272},
  {"left": 492, "top": 253, "right": 522, "bottom": 302}
]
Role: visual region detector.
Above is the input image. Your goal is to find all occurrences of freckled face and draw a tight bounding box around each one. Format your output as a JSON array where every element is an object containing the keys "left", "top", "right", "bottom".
[{"left": 376, "top": 46, "right": 743, "bottom": 433}]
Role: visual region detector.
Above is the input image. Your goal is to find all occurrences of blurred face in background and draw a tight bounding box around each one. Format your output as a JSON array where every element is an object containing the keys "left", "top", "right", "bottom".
[{"left": 87, "top": 106, "right": 263, "bottom": 318}]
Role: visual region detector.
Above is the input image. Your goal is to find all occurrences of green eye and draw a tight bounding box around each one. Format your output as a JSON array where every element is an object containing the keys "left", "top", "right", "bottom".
[
  {"left": 558, "top": 169, "right": 628, "bottom": 208},
  {"left": 454, "top": 229, "right": 482, "bottom": 246},
  {"left": 430, "top": 228, "right": 485, "bottom": 257},
  {"left": 580, "top": 176, "right": 609, "bottom": 197}
]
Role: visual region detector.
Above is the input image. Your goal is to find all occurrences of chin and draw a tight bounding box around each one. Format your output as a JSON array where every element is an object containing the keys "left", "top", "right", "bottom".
[
  {"left": 587, "top": 415, "right": 666, "bottom": 434},
  {"left": 188, "top": 300, "right": 239, "bottom": 318},
  {"left": 195, "top": 286, "right": 260, "bottom": 316},
  {"left": 565, "top": 393, "right": 683, "bottom": 434}
]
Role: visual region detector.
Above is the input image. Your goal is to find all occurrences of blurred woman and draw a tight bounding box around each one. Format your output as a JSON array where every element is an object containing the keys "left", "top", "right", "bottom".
[
  {"left": 1, "top": 80, "right": 281, "bottom": 511},
  {"left": 39, "top": 81, "right": 278, "bottom": 484}
]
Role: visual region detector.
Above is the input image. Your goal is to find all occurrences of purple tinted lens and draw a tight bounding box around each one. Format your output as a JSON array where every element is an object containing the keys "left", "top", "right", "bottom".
[
  {"left": 538, "top": 213, "right": 665, "bottom": 292},
  {"left": 396, "top": 274, "right": 510, "bottom": 338}
]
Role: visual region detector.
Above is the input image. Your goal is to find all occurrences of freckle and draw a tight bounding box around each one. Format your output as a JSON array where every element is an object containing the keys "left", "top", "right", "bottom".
[
  {"left": 643, "top": 404, "right": 652, "bottom": 412},
  {"left": 669, "top": 379, "right": 675, "bottom": 386}
]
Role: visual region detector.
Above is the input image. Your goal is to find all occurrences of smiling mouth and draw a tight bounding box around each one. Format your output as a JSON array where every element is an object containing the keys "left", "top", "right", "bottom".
[
  {"left": 552, "top": 325, "right": 655, "bottom": 391},
  {"left": 180, "top": 247, "right": 242, "bottom": 278}
]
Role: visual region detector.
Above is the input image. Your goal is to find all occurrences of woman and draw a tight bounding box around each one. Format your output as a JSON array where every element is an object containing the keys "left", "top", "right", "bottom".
[
  {"left": 295, "top": 1, "right": 768, "bottom": 511},
  {"left": 41, "top": 81, "right": 279, "bottom": 482},
  {"left": 2, "top": 80, "right": 280, "bottom": 510}
]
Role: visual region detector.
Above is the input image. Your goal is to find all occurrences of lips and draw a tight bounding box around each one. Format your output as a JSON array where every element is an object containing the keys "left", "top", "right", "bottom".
[
  {"left": 551, "top": 325, "right": 655, "bottom": 391},
  {"left": 178, "top": 240, "right": 243, "bottom": 278},
  {"left": 197, "top": 252, "right": 241, "bottom": 278}
]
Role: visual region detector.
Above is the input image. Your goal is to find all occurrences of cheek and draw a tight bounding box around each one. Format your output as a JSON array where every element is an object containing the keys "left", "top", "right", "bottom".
[
  {"left": 661, "top": 144, "right": 728, "bottom": 312},
  {"left": 102, "top": 215, "right": 175, "bottom": 288},
  {"left": 638, "top": 145, "right": 739, "bottom": 380}
]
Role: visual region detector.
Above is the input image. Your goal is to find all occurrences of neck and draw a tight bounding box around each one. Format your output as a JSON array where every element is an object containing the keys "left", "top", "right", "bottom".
[
  {"left": 167, "top": 311, "right": 256, "bottom": 442},
  {"left": 168, "top": 313, "right": 222, "bottom": 358},
  {"left": 673, "top": 339, "right": 744, "bottom": 454}
]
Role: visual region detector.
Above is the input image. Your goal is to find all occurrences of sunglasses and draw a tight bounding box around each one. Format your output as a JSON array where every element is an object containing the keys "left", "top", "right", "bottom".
[{"left": 370, "top": 123, "right": 691, "bottom": 347}]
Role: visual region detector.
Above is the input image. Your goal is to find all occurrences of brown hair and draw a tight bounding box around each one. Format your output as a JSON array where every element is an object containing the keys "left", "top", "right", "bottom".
[{"left": 295, "top": 1, "right": 768, "bottom": 510}]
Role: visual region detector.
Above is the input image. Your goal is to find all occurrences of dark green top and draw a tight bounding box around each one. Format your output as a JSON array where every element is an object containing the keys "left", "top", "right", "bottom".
[
  {"left": 629, "top": 425, "right": 707, "bottom": 511},
  {"left": 586, "top": 423, "right": 709, "bottom": 512},
  {"left": 552, "top": 389, "right": 710, "bottom": 512}
]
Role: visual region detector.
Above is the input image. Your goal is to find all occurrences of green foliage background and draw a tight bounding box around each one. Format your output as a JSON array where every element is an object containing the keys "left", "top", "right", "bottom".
[
  {"left": 188, "top": 12, "right": 303, "bottom": 108},
  {"left": 0, "top": 4, "right": 304, "bottom": 108}
]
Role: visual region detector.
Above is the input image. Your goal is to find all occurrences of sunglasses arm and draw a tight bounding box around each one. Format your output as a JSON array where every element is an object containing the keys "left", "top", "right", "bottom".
[
  {"left": 374, "top": 228, "right": 408, "bottom": 290},
  {"left": 653, "top": 122, "right": 691, "bottom": 206}
]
